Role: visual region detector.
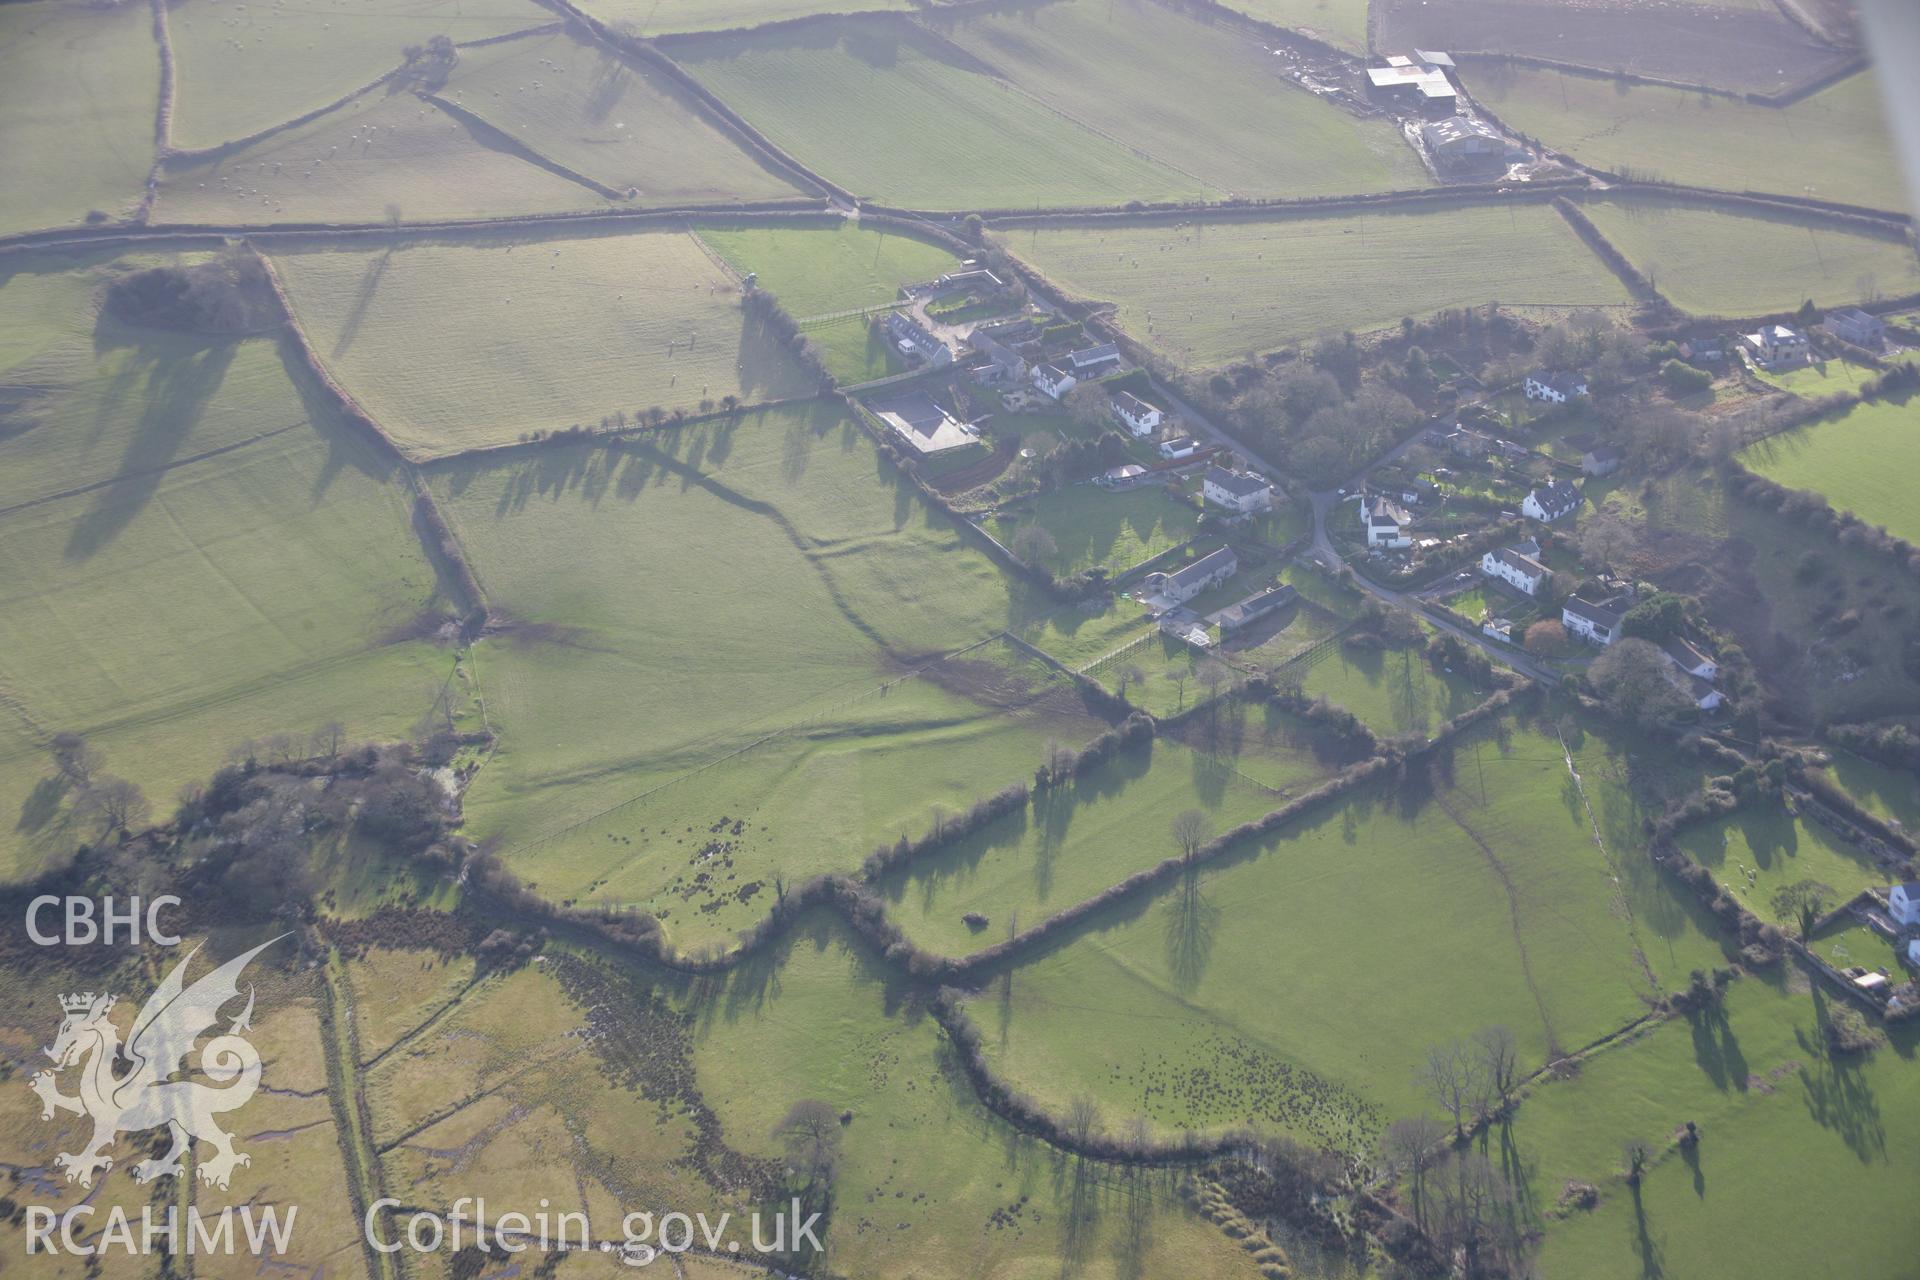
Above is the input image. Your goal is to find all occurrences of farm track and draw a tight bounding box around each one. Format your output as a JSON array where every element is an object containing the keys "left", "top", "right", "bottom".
[
  {"left": 0, "top": 421, "right": 309, "bottom": 520},
  {"left": 319, "top": 954, "right": 400, "bottom": 1280}
]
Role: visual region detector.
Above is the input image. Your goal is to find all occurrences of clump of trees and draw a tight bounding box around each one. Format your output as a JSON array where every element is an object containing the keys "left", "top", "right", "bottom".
[
  {"left": 1587, "top": 637, "right": 1694, "bottom": 728},
  {"left": 397, "top": 34, "right": 458, "bottom": 90},
  {"left": 105, "top": 248, "right": 278, "bottom": 333},
  {"left": 1191, "top": 340, "right": 1422, "bottom": 487}
]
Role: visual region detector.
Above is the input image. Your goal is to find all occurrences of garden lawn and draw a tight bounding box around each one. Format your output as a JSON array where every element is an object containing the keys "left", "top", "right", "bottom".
[
  {"left": 989, "top": 483, "right": 1200, "bottom": 578},
  {"left": 876, "top": 733, "right": 1297, "bottom": 959},
  {"left": 1007, "top": 205, "right": 1630, "bottom": 368},
  {"left": 433, "top": 404, "right": 1033, "bottom": 873},
  {"left": 165, "top": 0, "right": 541, "bottom": 150},
  {"left": 271, "top": 231, "right": 813, "bottom": 457},
  {"left": 0, "top": 1, "right": 158, "bottom": 236},
  {"left": 437, "top": 30, "right": 801, "bottom": 204},
  {"left": 940, "top": 0, "right": 1427, "bottom": 199},
  {"left": 665, "top": 18, "right": 1205, "bottom": 210},
  {"left": 1580, "top": 196, "right": 1920, "bottom": 317},
  {"left": 1466, "top": 64, "right": 1909, "bottom": 213},
  {"left": 971, "top": 718, "right": 1728, "bottom": 1150},
  {"left": 1738, "top": 395, "right": 1920, "bottom": 543},
  {"left": 1518, "top": 978, "right": 1920, "bottom": 1280},
  {"left": 155, "top": 89, "right": 609, "bottom": 225},
  {"left": 1676, "top": 805, "right": 1888, "bottom": 924},
  {"left": 685, "top": 914, "right": 1265, "bottom": 1280},
  {"left": 695, "top": 221, "right": 960, "bottom": 383},
  {"left": 0, "top": 290, "right": 461, "bottom": 882}
]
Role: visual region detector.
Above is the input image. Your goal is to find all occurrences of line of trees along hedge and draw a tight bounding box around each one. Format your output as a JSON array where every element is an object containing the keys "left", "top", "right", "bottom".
[{"left": 740, "top": 287, "right": 836, "bottom": 390}]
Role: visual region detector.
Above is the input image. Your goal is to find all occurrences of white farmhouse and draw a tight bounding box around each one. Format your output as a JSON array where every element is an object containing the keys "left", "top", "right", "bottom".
[
  {"left": 1524, "top": 370, "right": 1588, "bottom": 403},
  {"left": 1143, "top": 547, "right": 1238, "bottom": 608},
  {"left": 1561, "top": 595, "right": 1624, "bottom": 646},
  {"left": 1479, "top": 546, "right": 1549, "bottom": 596},
  {"left": 1741, "top": 324, "right": 1812, "bottom": 370},
  {"left": 1032, "top": 362, "right": 1078, "bottom": 400},
  {"left": 1111, "top": 390, "right": 1164, "bottom": 437},
  {"left": 1364, "top": 495, "right": 1412, "bottom": 549},
  {"left": 1521, "top": 480, "right": 1583, "bottom": 524},
  {"left": 1889, "top": 882, "right": 1920, "bottom": 928},
  {"left": 1203, "top": 466, "right": 1272, "bottom": 514}
]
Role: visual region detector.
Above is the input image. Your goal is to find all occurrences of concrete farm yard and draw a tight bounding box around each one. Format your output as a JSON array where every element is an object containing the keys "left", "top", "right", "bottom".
[{"left": 3, "top": 0, "right": 1919, "bottom": 1277}]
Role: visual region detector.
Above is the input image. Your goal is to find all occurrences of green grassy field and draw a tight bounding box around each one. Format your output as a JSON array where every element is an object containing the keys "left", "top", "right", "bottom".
[
  {"left": 990, "top": 483, "right": 1201, "bottom": 577},
  {"left": 876, "top": 732, "right": 1319, "bottom": 958},
  {"left": 1517, "top": 977, "right": 1920, "bottom": 1280},
  {"left": 1006, "top": 205, "right": 1632, "bottom": 368},
  {"left": 937, "top": 0, "right": 1428, "bottom": 200},
  {"left": 1676, "top": 804, "right": 1888, "bottom": 922},
  {"left": 502, "top": 658, "right": 1114, "bottom": 952},
  {"left": 432, "top": 405, "right": 1043, "bottom": 909},
  {"left": 0, "top": 257, "right": 464, "bottom": 881},
  {"left": 156, "top": 87, "right": 610, "bottom": 224},
  {"left": 667, "top": 18, "right": 1206, "bottom": 210},
  {"left": 685, "top": 914, "right": 1265, "bottom": 1280},
  {"left": 1826, "top": 752, "right": 1920, "bottom": 834},
  {"left": 437, "top": 29, "right": 802, "bottom": 204},
  {"left": 971, "top": 717, "right": 1731, "bottom": 1148},
  {"left": 577, "top": 0, "right": 914, "bottom": 34},
  {"left": 1467, "top": 64, "right": 1910, "bottom": 213},
  {"left": 1219, "top": 0, "right": 1368, "bottom": 52},
  {"left": 1738, "top": 395, "right": 1920, "bottom": 543},
  {"left": 1299, "top": 638, "right": 1486, "bottom": 740},
  {"left": 271, "top": 231, "right": 813, "bottom": 457},
  {"left": 0, "top": 0, "right": 158, "bottom": 236},
  {"left": 695, "top": 221, "right": 959, "bottom": 383},
  {"left": 165, "top": 0, "right": 541, "bottom": 151},
  {"left": 1580, "top": 196, "right": 1920, "bottom": 317}
]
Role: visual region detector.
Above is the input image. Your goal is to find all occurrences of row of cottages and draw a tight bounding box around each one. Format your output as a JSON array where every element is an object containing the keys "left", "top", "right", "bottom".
[
  {"left": 886, "top": 312, "right": 954, "bottom": 368},
  {"left": 1033, "top": 344, "right": 1124, "bottom": 399},
  {"left": 1365, "top": 495, "right": 1412, "bottom": 548},
  {"left": 1205, "top": 466, "right": 1274, "bottom": 514},
  {"left": 1480, "top": 543, "right": 1549, "bottom": 595},
  {"left": 1111, "top": 390, "right": 1164, "bottom": 436},
  {"left": 1522, "top": 479, "right": 1583, "bottom": 523},
  {"left": 1742, "top": 324, "right": 1812, "bottom": 370},
  {"left": 1144, "top": 546, "right": 1238, "bottom": 609},
  {"left": 1822, "top": 307, "right": 1888, "bottom": 352},
  {"left": 1523, "top": 370, "right": 1589, "bottom": 404}
]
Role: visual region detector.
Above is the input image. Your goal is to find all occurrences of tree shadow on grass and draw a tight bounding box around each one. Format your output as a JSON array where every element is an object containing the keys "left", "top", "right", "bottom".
[
  {"left": 1686, "top": 999, "right": 1748, "bottom": 1094},
  {"left": 66, "top": 329, "right": 238, "bottom": 560},
  {"left": 1794, "top": 988, "right": 1886, "bottom": 1164},
  {"left": 1628, "top": 1180, "right": 1665, "bottom": 1280},
  {"left": 1161, "top": 865, "right": 1219, "bottom": 996}
]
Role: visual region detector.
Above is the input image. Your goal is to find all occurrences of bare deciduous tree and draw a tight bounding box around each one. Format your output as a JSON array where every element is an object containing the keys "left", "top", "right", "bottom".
[
  {"left": 48, "top": 732, "right": 103, "bottom": 788},
  {"left": 1415, "top": 1038, "right": 1487, "bottom": 1139},
  {"left": 1064, "top": 1095, "right": 1103, "bottom": 1146},
  {"left": 311, "top": 721, "right": 347, "bottom": 759},
  {"left": 773, "top": 1099, "right": 843, "bottom": 1184},
  {"left": 1476, "top": 1025, "right": 1519, "bottom": 1113},
  {"left": 1171, "top": 809, "right": 1212, "bottom": 865},
  {"left": 1382, "top": 1114, "right": 1447, "bottom": 1231},
  {"left": 76, "top": 776, "right": 150, "bottom": 841}
]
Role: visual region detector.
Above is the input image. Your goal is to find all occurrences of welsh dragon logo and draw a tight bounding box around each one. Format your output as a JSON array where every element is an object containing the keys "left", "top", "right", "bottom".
[{"left": 30, "top": 935, "right": 286, "bottom": 1190}]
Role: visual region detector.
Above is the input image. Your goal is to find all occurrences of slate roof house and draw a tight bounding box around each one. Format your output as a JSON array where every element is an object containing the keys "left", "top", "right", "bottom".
[
  {"left": 1144, "top": 547, "right": 1238, "bottom": 607},
  {"left": 1207, "top": 584, "right": 1297, "bottom": 633},
  {"left": 886, "top": 312, "right": 953, "bottom": 368},
  {"left": 1204, "top": 466, "right": 1273, "bottom": 514},
  {"left": 1581, "top": 444, "right": 1624, "bottom": 477},
  {"left": 1822, "top": 308, "right": 1887, "bottom": 351},
  {"left": 1111, "top": 390, "right": 1164, "bottom": 436},
  {"left": 1364, "top": 495, "right": 1412, "bottom": 548},
  {"left": 1561, "top": 595, "right": 1626, "bottom": 646},
  {"left": 1890, "top": 882, "right": 1920, "bottom": 928},
  {"left": 1031, "top": 344, "right": 1123, "bottom": 399},
  {"left": 1742, "top": 324, "right": 1812, "bottom": 370},
  {"left": 1525, "top": 370, "right": 1589, "bottom": 403},
  {"left": 1521, "top": 480, "right": 1583, "bottom": 523},
  {"left": 1159, "top": 436, "right": 1198, "bottom": 460},
  {"left": 1480, "top": 546, "right": 1549, "bottom": 595}
]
